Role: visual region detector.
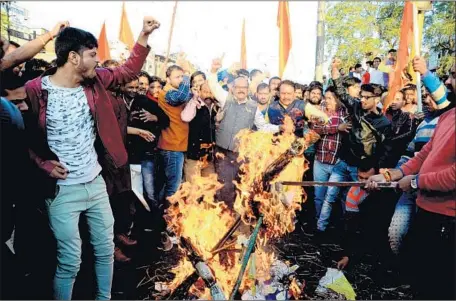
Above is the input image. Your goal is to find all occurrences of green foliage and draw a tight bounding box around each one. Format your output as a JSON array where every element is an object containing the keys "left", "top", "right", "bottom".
[
  {"left": 423, "top": 1, "right": 455, "bottom": 76},
  {"left": 325, "top": 1, "right": 454, "bottom": 75}
]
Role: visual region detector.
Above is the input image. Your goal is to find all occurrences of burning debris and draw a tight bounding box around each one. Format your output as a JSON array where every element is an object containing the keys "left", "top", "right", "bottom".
[{"left": 157, "top": 121, "right": 320, "bottom": 300}]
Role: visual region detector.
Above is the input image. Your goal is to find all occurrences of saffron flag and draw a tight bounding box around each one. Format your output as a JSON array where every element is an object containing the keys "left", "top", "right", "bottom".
[
  {"left": 119, "top": 2, "right": 135, "bottom": 50},
  {"left": 277, "top": 1, "right": 292, "bottom": 78},
  {"left": 97, "top": 21, "right": 111, "bottom": 63},
  {"left": 383, "top": 1, "right": 413, "bottom": 112},
  {"left": 241, "top": 18, "right": 247, "bottom": 69},
  {"left": 408, "top": 1, "right": 431, "bottom": 83}
]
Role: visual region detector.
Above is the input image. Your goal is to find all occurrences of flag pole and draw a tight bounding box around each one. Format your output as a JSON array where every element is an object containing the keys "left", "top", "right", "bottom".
[
  {"left": 412, "top": 2, "right": 422, "bottom": 112},
  {"left": 159, "top": 0, "right": 178, "bottom": 78}
]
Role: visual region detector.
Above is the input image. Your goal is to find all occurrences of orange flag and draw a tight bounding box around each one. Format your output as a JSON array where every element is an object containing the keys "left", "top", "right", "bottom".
[
  {"left": 277, "top": 1, "right": 292, "bottom": 78},
  {"left": 383, "top": 1, "right": 413, "bottom": 112},
  {"left": 119, "top": 1, "right": 135, "bottom": 50},
  {"left": 241, "top": 18, "right": 247, "bottom": 69},
  {"left": 97, "top": 21, "right": 111, "bottom": 63}
]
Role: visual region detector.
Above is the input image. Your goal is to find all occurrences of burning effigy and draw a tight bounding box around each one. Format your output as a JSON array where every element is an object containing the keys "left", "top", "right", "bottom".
[{"left": 161, "top": 117, "right": 320, "bottom": 300}]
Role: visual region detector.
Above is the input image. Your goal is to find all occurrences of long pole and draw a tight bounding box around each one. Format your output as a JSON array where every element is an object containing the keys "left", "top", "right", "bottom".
[
  {"left": 314, "top": 0, "right": 326, "bottom": 82},
  {"left": 412, "top": 3, "right": 422, "bottom": 112},
  {"left": 229, "top": 215, "right": 263, "bottom": 300},
  {"left": 159, "top": 0, "right": 178, "bottom": 78}
]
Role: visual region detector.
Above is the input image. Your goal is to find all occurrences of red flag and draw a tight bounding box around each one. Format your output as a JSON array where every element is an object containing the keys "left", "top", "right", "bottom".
[
  {"left": 383, "top": 1, "right": 413, "bottom": 112},
  {"left": 97, "top": 21, "right": 111, "bottom": 63},
  {"left": 119, "top": 1, "right": 135, "bottom": 50},
  {"left": 241, "top": 18, "right": 247, "bottom": 69},
  {"left": 277, "top": 1, "right": 292, "bottom": 77}
]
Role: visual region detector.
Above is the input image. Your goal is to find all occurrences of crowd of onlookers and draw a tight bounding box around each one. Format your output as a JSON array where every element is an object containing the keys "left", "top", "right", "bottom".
[{"left": 1, "top": 18, "right": 455, "bottom": 300}]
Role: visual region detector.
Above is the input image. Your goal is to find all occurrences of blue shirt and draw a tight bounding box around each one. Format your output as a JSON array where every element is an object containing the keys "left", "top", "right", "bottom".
[{"left": 267, "top": 99, "right": 306, "bottom": 137}]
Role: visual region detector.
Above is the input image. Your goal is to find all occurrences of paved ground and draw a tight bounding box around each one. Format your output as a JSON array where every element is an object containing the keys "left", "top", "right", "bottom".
[{"left": 2, "top": 194, "right": 414, "bottom": 300}]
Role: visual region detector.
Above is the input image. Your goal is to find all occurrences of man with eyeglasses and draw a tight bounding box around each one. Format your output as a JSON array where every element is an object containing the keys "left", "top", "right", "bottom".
[
  {"left": 315, "top": 58, "right": 394, "bottom": 233},
  {"left": 208, "top": 57, "right": 283, "bottom": 207}
]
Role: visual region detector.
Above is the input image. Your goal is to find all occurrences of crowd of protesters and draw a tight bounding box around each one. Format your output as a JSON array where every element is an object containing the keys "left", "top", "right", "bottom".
[{"left": 1, "top": 17, "right": 455, "bottom": 300}]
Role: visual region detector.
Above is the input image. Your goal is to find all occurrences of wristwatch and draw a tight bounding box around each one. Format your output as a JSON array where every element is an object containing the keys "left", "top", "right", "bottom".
[{"left": 411, "top": 176, "right": 418, "bottom": 189}]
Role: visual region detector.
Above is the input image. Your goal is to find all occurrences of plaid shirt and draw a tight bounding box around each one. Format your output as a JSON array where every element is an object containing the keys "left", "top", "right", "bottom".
[{"left": 311, "top": 105, "right": 347, "bottom": 165}]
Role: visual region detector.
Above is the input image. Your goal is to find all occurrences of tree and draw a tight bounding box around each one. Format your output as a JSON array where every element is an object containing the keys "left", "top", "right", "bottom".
[
  {"left": 325, "top": 1, "right": 454, "bottom": 76},
  {"left": 423, "top": 1, "right": 455, "bottom": 76}
]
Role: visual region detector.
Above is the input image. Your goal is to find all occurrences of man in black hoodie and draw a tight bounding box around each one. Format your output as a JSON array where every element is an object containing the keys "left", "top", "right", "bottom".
[{"left": 316, "top": 58, "right": 394, "bottom": 232}]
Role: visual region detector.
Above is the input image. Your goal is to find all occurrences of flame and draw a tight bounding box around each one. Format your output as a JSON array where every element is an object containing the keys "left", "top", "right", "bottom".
[{"left": 163, "top": 115, "right": 318, "bottom": 299}]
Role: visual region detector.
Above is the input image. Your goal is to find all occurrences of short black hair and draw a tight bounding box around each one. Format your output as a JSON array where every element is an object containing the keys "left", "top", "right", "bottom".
[
  {"left": 324, "top": 85, "right": 338, "bottom": 95},
  {"left": 249, "top": 69, "right": 262, "bottom": 81},
  {"left": 190, "top": 70, "right": 206, "bottom": 87},
  {"left": 8, "top": 40, "right": 20, "bottom": 48},
  {"left": 388, "top": 49, "right": 397, "bottom": 54},
  {"left": 21, "top": 59, "right": 51, "bottom": 82},
  {"left": 343, "top": 77, "right": 362, "bottom": 89},
  {"left": 55, "top": 27, "right": 98, "bottom": 68},
  {"left": 366, "top": 60, "right": 373, "bottom": 67},
  {"left": 373, "top": 57, "right": 382, "bottom": 62},
  {"left": 269, "top": 76, "right": 281, "bottom": 85},
  {"left": 166, "top": 65, "right": 184, "bottom": 78},
  {"left": 339, "top": 68, "right": 345, "bottom": 73},
  {"left": 257, "top": 82, "right": 270, "bottom": 93},
  {"left": 358, "top": 158, "right": 378, "bottom": 173},
  {"left": 278, "top": 79, "right": 296, "bottom": 91},
  {"left": 361, "top": 83, "right": 384, "bottom": 96},
  {"left": 309, "top": 82, "right": 323, "bottom": 94},
  {"left": 0, "top": 69, "right": 27, "bottom": 96},
  {"left": 150, "top": 75, "right": 164, "bottom": 87},
  {"left": 294, "top": 83, "right": 305, "bottom": 91},
  {"left": 138, "top": 71, "right": 151, "bottom": 82},
  {"left": 237, "top": 68, "right": 249, "bottom": 78},
  {"left": 355, "top": 63, "right": 362, "bottom": 69},
  {"left": 403, "top": 83, "right": 417, "bottom": 91}
]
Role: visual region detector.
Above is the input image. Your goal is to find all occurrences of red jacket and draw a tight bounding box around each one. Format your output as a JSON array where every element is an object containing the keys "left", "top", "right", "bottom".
[
  {"left": 24, "top": 43, "right": 150, "bottom": 198},
  {"left": 401, "top": 108, "right": 455, "bottom": 217}
]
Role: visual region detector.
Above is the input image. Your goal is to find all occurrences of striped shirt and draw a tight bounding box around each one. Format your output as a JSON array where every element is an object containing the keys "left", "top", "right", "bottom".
[{"left": 43, "top": 76, "right": 101, "bottom": 185}]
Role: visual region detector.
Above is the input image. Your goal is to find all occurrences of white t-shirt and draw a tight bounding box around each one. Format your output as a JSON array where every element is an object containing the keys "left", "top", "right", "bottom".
[
  {"left": 43, "top": 76, "right": 101, "bottom": 185},
  {"left": 369, "top": 68, "right": 385, "bottom": 86}
]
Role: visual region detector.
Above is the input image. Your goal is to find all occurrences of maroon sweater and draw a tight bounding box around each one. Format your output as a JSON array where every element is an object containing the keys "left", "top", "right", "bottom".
[
  {"left": 401, "top": 108, "right": 455, "bottom": 217},
  {"left": 24, "top": 43, "right": 150, "bottom": 198}
]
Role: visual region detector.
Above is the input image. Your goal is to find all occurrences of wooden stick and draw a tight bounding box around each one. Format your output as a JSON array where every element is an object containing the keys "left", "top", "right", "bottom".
[{"left": 159, "top": 0, "right": 178, "bottom": 78}]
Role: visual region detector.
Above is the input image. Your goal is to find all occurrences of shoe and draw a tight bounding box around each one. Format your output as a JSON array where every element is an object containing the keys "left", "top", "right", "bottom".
[
  {"left": 117, "top": 234, "right": 137, "bottom": 246},
  {"left": 114, "top": 247, "right": 131, "bottom": 263}
]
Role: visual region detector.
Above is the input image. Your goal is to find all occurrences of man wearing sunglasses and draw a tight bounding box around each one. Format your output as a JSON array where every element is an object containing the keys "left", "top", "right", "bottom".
[{"left": 316, "top": 58, "right": 394, "bottom": 233}]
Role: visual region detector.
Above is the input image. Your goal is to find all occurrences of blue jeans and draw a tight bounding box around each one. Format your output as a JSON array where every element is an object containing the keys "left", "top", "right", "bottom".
[
  {"left": 45, "top": 175, "right": 114, "bottom": 300},
  {"left": 313, "top": 160, "right": 335, "bottom": 218},
  {"left": 388, "top": 191, "right": 417, "bottom": 254},
  {"left": 317, "top": 160, "right": 358, "bottom": 231},
  {"left": 141, "top": 158, "right": 157, "bottom": 208},
  {"left": 156, "top": 150, "right": 184, "bottom": 201}
]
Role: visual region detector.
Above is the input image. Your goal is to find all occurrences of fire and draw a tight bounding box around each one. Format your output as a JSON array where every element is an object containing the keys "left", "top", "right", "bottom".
[{"left": 163, "top": 116, "right": 319, "bottom": 299}]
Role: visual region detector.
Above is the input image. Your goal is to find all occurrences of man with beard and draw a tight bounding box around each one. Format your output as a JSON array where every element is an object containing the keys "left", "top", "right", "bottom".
[
  {"left": 385, "top": 89, "right": 414, "bottom": 165},
  {"left": 308, "top": 83, "right": 323, "bottom": 105},
  {"left": 269, "top": 76, "right": 281, "bottom": 102},
  {"left": 256, "top": 83, "right": 271, "bottom": 116},
  {"left": 24, "top": 18, "right": 159, "bottom": 299},
  {"left": 181, "top": 82, "right": 219, "bottom": 183}
]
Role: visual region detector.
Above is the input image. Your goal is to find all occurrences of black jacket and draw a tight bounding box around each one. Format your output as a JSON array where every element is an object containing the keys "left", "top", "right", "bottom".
[
  {"left": 187, "top": 103, "right": 218, "bottom": 161},
  {"left": 333, "top": 77, "right": 394, "bottom": 168},
  {"left": 126, "top": 94, "right": 169, "bottom": 164}
]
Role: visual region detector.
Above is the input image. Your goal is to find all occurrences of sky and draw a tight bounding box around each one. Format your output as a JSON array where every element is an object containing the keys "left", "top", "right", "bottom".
[{"left": 18, "top": 1, "right": 319, "bottom": 83}]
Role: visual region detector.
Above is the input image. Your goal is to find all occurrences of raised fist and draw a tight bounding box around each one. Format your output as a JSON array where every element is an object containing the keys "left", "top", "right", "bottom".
[
  {"left": 50, "top": 21, "right": 69, "bottom": 38},
  {"left": 211, "top": 58, "right": 223, "bottom": 73},
  {"left": 142, "top": 16, "right": 160, "bottom": 35},
  {"left": 331, "top": 57, "right": 342, "bottom": 70}
]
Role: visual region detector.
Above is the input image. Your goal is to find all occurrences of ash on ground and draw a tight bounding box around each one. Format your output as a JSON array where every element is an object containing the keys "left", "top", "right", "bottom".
[{"left": 135, "top": 222, "right": 413, "bottom": 300}]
